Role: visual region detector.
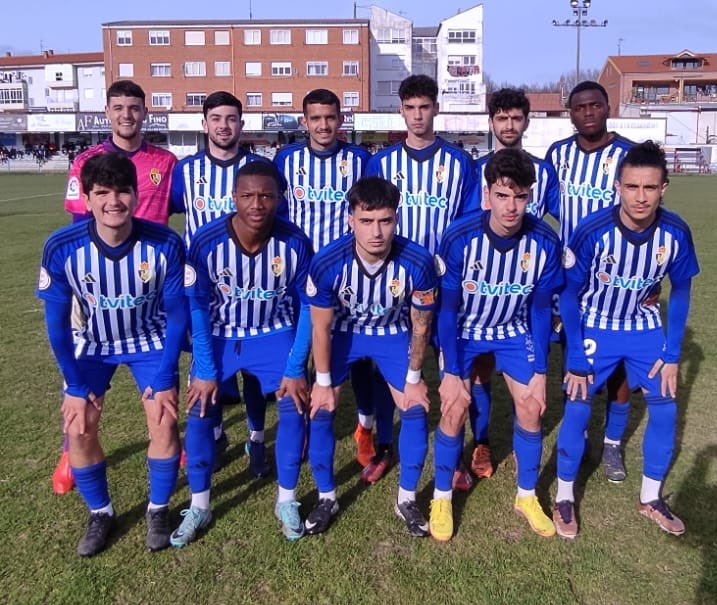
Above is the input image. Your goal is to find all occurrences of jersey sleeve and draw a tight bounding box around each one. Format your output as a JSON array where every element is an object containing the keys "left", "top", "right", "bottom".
[
  {"left": 535, "top": 236, "right": 564, "bottom": 294},
  {"left": 544, "top": 162, "right": 561, "bottom": 221},
  {"left": 364, "top": 154, "right": 383, "bottom": 178},
  {"left": 63, "top": 156, "right": 87, "bottom": 217},
  {"left": 169, "top": 162, "right": 186, "bottom": 215},
  {"left": 185, "top": 238, "right": 213, "bottom": 302},
  {"left": 668, "top": 228, "right": 700, "bottom": 283},
  {"left": 410, "top": 251, "right": 439, "bottom": 311},
  {"left": 436, "top": 230, "right": 465, "bottom": 292},
  {"left": 290, "top": 236, "right": 314, "bottom": 306},
  {"left": 162, "top": 236, "right": 186, "bottom": 299},
  {"left": 306, "top": 254, "right": 337, "bottom": 309},
  {"left": 36, "top": 238, "right": 73, "bottom": 303},
  {"left": 458, "top": 157, "right": 479, "bottom": 215}
]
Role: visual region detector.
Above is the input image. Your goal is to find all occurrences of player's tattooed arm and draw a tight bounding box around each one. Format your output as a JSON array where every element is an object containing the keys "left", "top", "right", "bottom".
[{"left": 401, "top": 305, "right": 433, "bottom": 412}]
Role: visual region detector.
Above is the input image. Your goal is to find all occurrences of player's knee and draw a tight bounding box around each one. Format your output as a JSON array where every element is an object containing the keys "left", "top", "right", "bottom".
[
  {"left": 440, "top": 406, "right": 467, "bottom": 435},
  {"left": 148, "top": 421, "right": 179, "bottom": 449}
]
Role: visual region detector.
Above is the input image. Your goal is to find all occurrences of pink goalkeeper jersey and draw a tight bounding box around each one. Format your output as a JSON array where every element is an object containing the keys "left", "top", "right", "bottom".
[{"left": 64, "top": 139, "right": 176, "bottom": 225}]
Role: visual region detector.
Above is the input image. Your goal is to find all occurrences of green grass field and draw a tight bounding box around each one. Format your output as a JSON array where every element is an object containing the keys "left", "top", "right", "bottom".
[{"left": 1, "top": 173, "right": 715, "bottom": 605}]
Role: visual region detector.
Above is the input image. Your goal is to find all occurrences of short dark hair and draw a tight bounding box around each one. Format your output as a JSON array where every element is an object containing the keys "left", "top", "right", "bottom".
[
  {"left": 484, "top": 148, "right": 536, "bottom": 189},
  {"left": 568, "top": 80, "right": 608, "bottom": 107},
  {"left": 488, "top": 88, "right": 530, "bottom": 118},
  {"left": 234, "top": 160, "right": 285, "bottom": 194},
  {"left": 203, "top": 91, "right": 243, "bottom": 118},
  {"left": 80, "top": 152, "right": 137, "bottom": 196},
  {"left": 398, "top": 75, "right": 438, "bottom": 103},
  {"left": 302, "top": 89, "right": 341, "bottom": 114},
  {"left": 617, "top": 140, "right": 669, "bottom": 183},
  {"left": 106, "top": 80, "right": 145, "bottom": 104},
  {"left": 347, "top": 177, "right": 400, "bottom": 212}
]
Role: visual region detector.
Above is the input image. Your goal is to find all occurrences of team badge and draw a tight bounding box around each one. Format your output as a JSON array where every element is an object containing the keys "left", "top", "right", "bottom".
[
  {"left": 562, "top": 248, "right": 576, "bottom": 269},
  {"left": 306, "top": 275, "right": 317, "bottom": 297},
  {"left": 184, "top": 264, "right": 197, "bottom": 287},
  {"left": 138, "top": 261, "right": 153, "bottom": 283},
  {"left": 149, "top": 168, "right": 162, "bottom": 186},
  {"left": 602, "top": 157, "right": 613, "bottom": 175},
  {"left": 66, "top": 176, "right": 80, "bottom": 201},
  {"left": 435, "top": 165, "right": 445, "bottom": 183},
  {"left": 38, "top": 267, "right": 51, "bottom": 290},
  {"left": 271, "top": 256, "right": 285, "bottom": 276},
  {"left": 434, "top": 254, "right": 447, "bottom": 276},
  {"left": 470, "top": 260, "right": 484, "bottom": 271},
  {"left": 656, "top": 245, "right": 667, "bottom": 265},
  {"left": 389, "top": 278, "right": 404, "bottom": 298},
  {"left": 395, "top": 171, "right": 405, "bottom": 181},
  {"left": 339, "top": 160, "right": 350, "bottom": 177},
  {"left": 520, "top": 252, "right": 531, "bottom": 272},
  {"left": 297, "top": 167, "right": 307, "bottom": 176},
  {"left": 81, "top": 272, "right": 97, "bottom": 283}
]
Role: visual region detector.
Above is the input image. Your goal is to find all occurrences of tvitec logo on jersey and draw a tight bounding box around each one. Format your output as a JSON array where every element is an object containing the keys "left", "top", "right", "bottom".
[
  {"left": 292, "top": 185, "right": 345, "bottom": 203},
  {"left": 83, "top": 290, "right": 157, "bottom": 309},
  {"left": 560, "top": 182, "right": 614, "bottom": 203},
  {"left": 596, "top": 272, "right": 659, "bottom": 291},
  {"left": 193, "top": 196, "right": 236, "bottom": 212},
  {"left": 400, "top": 191, "right": 448, "bottom": 209},
  {"left": 217, "top": 284, "right": 287, "bottom": 300},
  {"left": 462, "top": 280, "right": 534, "bottom": 296}
]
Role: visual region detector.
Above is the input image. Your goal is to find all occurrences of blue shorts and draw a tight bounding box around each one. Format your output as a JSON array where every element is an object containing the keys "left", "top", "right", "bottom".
[
  {"left": 583, "top": 327, "right": 665, "bottom": 398},
  {"left": 76, "top": 350, "right": 174, "bottom": 398},
  {"left": 202, "top": 330, "right": 295, "bottom": 396},
  {"left": 331, "top": 331, "right": 409, "bottom": 391},
  {"left": 457, "top": 333, "right": 536, "bottom": 386}
]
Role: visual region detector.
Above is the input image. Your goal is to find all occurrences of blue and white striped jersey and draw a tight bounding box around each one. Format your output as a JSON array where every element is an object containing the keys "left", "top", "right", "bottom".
[
  {"left": 437, "top": 211, "right": 563, "bottom": 341},
  {"left": 37, "top": 219, "right": 185, "bottom": 357},
  {"left": 365, "top": 137, "right": 478, "bottom": 254},
  {"left": 564, "top": 206, "right": 699, "bottom": 331},
  {"left": 475, "top": 151, "right": 559, "bottom": 219},
  {"left": 545, "top": 134, "right": 634, "bottom": 243},
  {"left": 274, "top": 141, "right": 371, "bottom": 251},
  {"left": 185, "top": 215, "right": 312, "bottom": 339},
  {"left": 170, "top": 150, "right": 268, "bottom": 247},
  {"left": 307, "top": 233, "right": 438, "bottom": 336}
]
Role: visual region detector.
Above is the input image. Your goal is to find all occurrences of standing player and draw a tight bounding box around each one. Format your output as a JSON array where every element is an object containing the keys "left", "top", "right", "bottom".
[
  {"left": 365, "top": 75, "right": 478, "bottom": 489},
  {"left": 38, "top": 152, "right": 187, "bottom": 555},
  {"left": 306, "top": 176, "right": 438, "bottom": 537},
  {"left": 431, "top": 149, "right": 562, "bottom": 541},
  {"left": 469, "top": 88, "right": 560, "bottom": 480},
  {"left": 170, "top": 91, "right": 270, "bottom": 476},
  {"left": 274, "top": 89, "right": 393, "bottom": 482},
  {"left": 554, "top": 141, "right": 698, "bottom": 538},
  {"left": 53, "top": 79, "right": 177, "bottom": 495},
  {"left": 546, "top": 81, "right": 635, "bottom": 483},
  {"left": 171, "top": 161, "right": 312, "bottom": 546}
]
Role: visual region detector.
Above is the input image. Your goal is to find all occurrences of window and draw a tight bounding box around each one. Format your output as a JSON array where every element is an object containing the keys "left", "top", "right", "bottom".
[
  {"left": 150, "top": 63, "right": 171, "bottom": 77},
  {"left": 186, "top": 93, "right": 207, "bottom": 107},
  {"left": 151, "top": 93, "right": 172, "bottom": 108},
  {"left": 272, "top": 62, "right": 292, "bottom": 76},
  {"left": 184, "top": 61, "right": 206, "bottom": 77},
  {"left": 306, "top": 62, "right": 328, "bottom": 76},
  {"left": 82, "top": 68, "right": 94, "bottom": 77},
  {"left": 343, "top": 61, "right": 359, "bottom": 76},
  {"left": 246, "top": 93, "right": 262, "bottom": 107},
  {"left": 671, "top": 58, "right": 702, "bottom": 70},
  {"left": 149, "top": 30, "right": 170, "bottom": 45},
  {"left": 83, "top": 88, "right": 95, "bottom": 99},
  {"left": 116, "top": 30, "right": 132, "bottom": 46},
  {"left": 272, "top": 92, "right": 292, "bottom": 106},
  {"left": 245, "top": 62, "right": 262, "bottom": 76},
  {"left": 343, "top": 29, "right": 359, "bottom": 44},
  {"left": 214, "top": 31, "right": 230, "bottom": 45},
  {"left": 0, "top": 87, "right": 25, "bottom": 104},
  {"left": 306, "top": 29, "right": 328, "bottom": 44},
  {"left": 185, "top": 31, "right": 206, "bottom": 46},
  {"left": 55, "top": 72, "right": 64, "bottom": 82},
  {"left": 375, "top": 28, "right": 407, "bottom": 44},
  {"left": 244, "top": 29, "right": 261, "bottom": 45},
  {"left": 377, "top": 80, "right": 401, "bottom": 95},
  {"left": 448, "top": 55, "right": 476, "bottom": 66},
  {"left": 446, "top": 80, "right": 476, "bottom": 95},
  {"left": 447, "top": 30, "right": 477, "bottom": 44},
  {"left": 215, "top": 61, "right": 231, "bottom": 77},
  {"left": 270, "top": 29, "right": 291, "bottom": 45},
  {"left": 118, "top": 63, "right": 134, "bottom": 77},
  {"left": 343, "top": 92, "right": 359, "bottom": 107}
]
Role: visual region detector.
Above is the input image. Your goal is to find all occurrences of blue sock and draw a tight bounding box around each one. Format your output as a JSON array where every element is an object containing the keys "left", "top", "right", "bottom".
[
  {"left": 242, "top": 373, "right": 266, "bottom": 433},
  {"left": 398, "top": 406, "right": 428, "bottom": 491},
  {"left": 350, "top": 359, "right": 374, "bottom": 417},
  {"left": 605, "top": 400, "right": 630, "bottom": 442},
  {"left": 513, "top": 421, "right": 542, "bottom": 490},
  {"left": 73, "top": 460, "right": 110, "bottom": 510},
  {"left": 556, "top": 399, "right": 592, "bottom": 482},
  {"left": 470, "top": 382, "right": 492, "bottom": 444},
  {"left": 643, "top": 396, "right": 677, "bottom": 481},
  {"left": 434, "top": 427, "right": 462, "bottom": 491},
  {"left": 147, "top": 454, "right": 180, "bottom": 506},
  {"left": 374, "top": 374, "right": 395, "bottom": 446},
  {"left": 276, "top": 396, "right": 306, "bottom": 490},
  {"left": 308, "top": 409, "right": 336, "bottom": 493},
  {"left": 185, "top": 401, "right": 219, "bottom": 493}
]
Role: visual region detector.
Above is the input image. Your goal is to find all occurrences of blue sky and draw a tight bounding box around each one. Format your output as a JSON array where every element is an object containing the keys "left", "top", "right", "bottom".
[{"left": 3, "top": 0, "right": 716, "bottom": 85}]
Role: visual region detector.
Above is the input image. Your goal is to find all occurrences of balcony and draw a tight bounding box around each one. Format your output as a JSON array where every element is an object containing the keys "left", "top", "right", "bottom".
[
  {"left": 0, "top": 81, "right": 28, "bottom": 111},
  {"left": 46, "top": 99, "right": 79, "bottom": 112},
  {"left": 447, "top": 65, "right": 480, "bottom": 77}
]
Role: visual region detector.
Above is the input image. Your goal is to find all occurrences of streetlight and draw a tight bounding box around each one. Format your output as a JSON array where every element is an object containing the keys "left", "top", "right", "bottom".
[{"left": 552, "top": 0, "right": 607, "bottom": 83}]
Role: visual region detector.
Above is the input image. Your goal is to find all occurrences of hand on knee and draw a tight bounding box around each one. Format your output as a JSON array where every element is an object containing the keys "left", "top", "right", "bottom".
[{"left": 439, "top": 408, "right": 466, "bottom": 436}]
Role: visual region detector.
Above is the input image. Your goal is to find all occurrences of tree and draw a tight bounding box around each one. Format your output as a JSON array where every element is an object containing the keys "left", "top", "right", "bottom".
[{"left": 483, "top": 69, "right": 600, "bottom": 94}]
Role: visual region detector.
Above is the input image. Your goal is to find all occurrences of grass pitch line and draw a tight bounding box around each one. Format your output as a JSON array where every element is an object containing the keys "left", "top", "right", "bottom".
[{"left": 0, "top": 192, "right": 62, "bottom": 204}]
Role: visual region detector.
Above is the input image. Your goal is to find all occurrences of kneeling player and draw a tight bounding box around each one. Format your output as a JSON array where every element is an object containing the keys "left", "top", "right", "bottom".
[
  {"left": 172, "top": 161, "right": 312, "bottom": 546},
  {"left": 555, "top": 141, "right": 699, "bottom": 539},
  {"left": 307, "top": 176, "right": 438, "bottom": 537},
  {"left": 38, "top": 152, "right": 187, "bottom": 555},
  {"left": 432, "top": 149, "right": 562, "bottom": 541}
]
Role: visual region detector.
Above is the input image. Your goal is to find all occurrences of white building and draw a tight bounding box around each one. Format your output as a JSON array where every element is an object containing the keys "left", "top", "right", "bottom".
[{"left": 369, "top": 6, "right": 413, "bottom": 111}]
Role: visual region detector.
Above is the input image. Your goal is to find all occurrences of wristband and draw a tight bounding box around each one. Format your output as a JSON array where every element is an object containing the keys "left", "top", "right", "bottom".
[
  {"left": 405, "top": 368, "right": 421, "bottom": 384},
  {"left": 315, "top": 371, "right": 332, "bottom": 387}
]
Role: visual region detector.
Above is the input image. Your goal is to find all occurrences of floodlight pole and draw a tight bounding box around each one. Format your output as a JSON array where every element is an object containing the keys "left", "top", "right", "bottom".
[{"left": 552, "top": 1, "right": 607, "bottom": 83}]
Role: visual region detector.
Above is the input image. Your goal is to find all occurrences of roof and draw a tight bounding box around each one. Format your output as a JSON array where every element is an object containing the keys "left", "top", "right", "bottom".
[
  {"left": 0, "top": 51, "right": 103, "bottom": 68},
  {"left": 605, "top": 50, "right": 717, "bottom": 74},
  {"left": 525, "top": 92, "right": 566, "bottom": 113},
  {"left": 413, "top": 26, "right": 438, "bottom": 37},
  {"left": 103, "top": 19, "right": 369, "bottom": 27}
]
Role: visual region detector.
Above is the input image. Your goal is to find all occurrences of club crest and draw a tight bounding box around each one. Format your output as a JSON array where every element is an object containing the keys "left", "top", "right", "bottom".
[
  {"left": 149, "top": 168, "right": 162, "bottom": 186},
  {"left": 272, "top": 256, "right": 285, "bottom": 276},
  {"left": 138, "top": 261, "right": 153, "bottom": 283}
]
